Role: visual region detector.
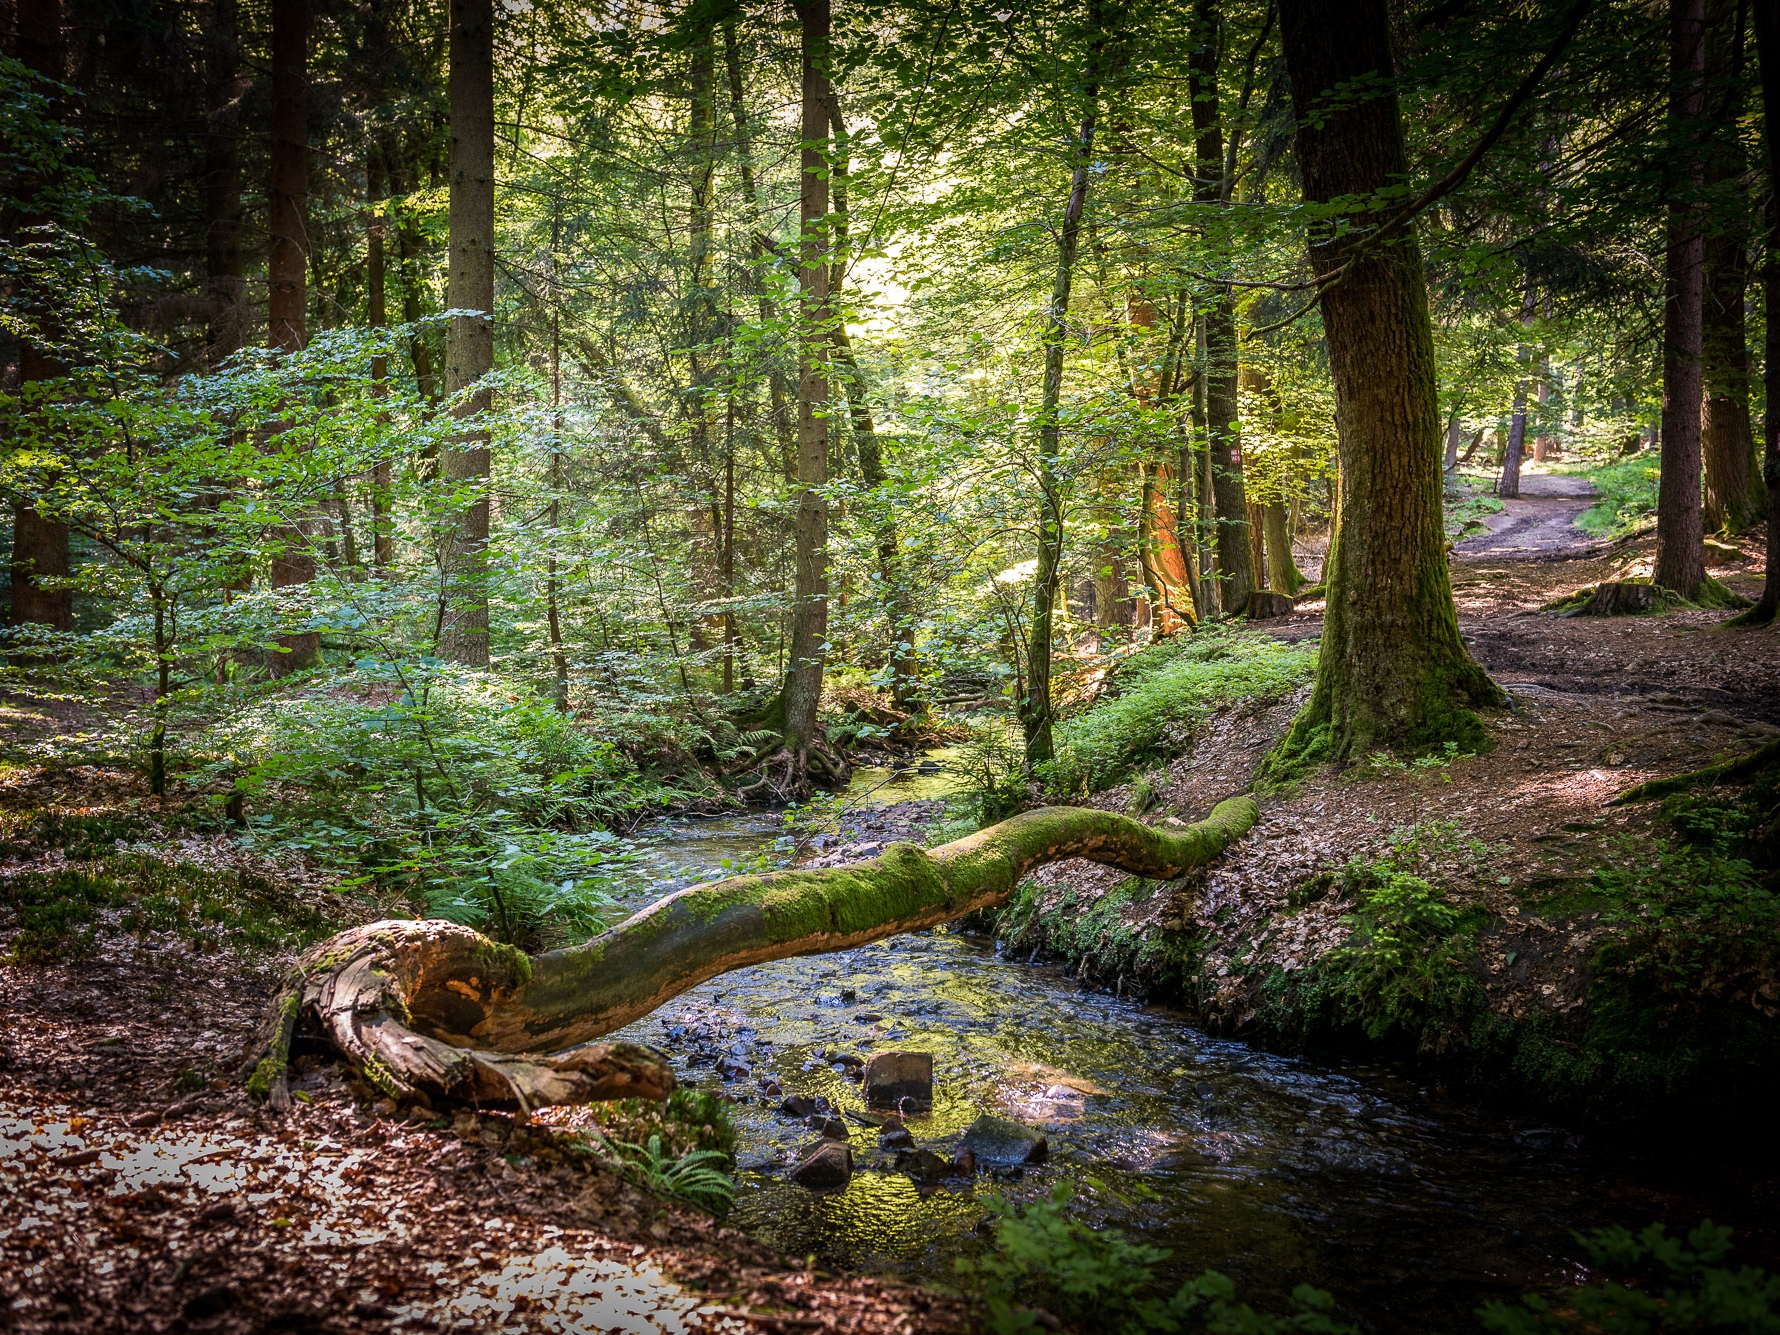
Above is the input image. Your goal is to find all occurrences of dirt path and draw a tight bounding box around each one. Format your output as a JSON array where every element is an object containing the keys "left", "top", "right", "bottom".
[{"left": 1453, "top": 472, "right": 1601, "bottom": 560}]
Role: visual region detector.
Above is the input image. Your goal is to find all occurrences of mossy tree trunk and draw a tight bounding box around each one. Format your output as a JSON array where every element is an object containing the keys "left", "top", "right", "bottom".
[
  {"left": 254, "top": 798, "right": 1261, "bottom": 1113},
  {"left": 1267, "top": 0, "right": 1500, "bottom": 770}
]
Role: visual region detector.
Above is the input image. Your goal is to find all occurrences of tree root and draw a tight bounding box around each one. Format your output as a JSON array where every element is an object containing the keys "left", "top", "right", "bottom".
[
  {"left": 252, "top": 797, "right": 1260, "bottom": 1111},
  {"left": 1611, "top": 737, "right": 1780, "bottom": 806}
]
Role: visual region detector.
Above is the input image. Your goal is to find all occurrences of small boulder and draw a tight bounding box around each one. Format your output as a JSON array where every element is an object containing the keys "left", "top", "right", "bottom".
[
  {"left": 950, "top": 1148, "right": 976, "bottom": 1176},
  {"left": 960, "top": 1113, "right": 1049, "bottom": 1165},
  {"left": 779, "top": 1094, "right": 817, "bottom": 1118},
  {"left": 864, "top": 1051, "right": 932, "bottom": 1112},
  {"left": 810, "top": 1116, "right": 849, "bottom": 1140},
  {"left": 896, "top": 1147, "right": 949, "bottom": 1184},
  {"left": 879, "top": 1123, "right": 916, "bottom": 1151},
  {"left": 790, "top": 1140, "right": 852, "bottom": 1190}
]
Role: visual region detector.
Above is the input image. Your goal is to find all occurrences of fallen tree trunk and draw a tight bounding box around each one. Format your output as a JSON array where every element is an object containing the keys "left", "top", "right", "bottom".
[{"left": 251, "top": 797, "right": 1260, "bottom": 1113}]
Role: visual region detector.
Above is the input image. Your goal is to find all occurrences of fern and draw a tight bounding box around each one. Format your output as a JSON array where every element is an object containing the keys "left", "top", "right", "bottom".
[{"left": 610, "top": 1133, "right": 736, "bottom": 1216}]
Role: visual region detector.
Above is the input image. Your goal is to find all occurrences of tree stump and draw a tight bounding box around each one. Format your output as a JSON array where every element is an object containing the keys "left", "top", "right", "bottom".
[
  {"left": 1571, "top": 582, "right": 1655, "bottom": 616},
  {"left": 1245, "top": 591, "right": 1297, "bottom": 620}
]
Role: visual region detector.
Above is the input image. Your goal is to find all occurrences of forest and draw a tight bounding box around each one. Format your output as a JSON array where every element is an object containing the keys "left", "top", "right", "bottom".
[{"left": 4, "top": 0, "right": 1780, "bottom": 1329}]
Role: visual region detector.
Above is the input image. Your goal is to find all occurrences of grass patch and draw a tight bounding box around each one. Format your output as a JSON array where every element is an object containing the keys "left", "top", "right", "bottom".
[
  {"left": 1444, "top": 486, "right": 1504, "bottom": 540},
  {"left": 1047, "top": 629, "right": 1315, "bottom": 798}
]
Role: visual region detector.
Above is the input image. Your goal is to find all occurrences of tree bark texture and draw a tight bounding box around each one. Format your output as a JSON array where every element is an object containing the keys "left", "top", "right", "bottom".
[
  {"left": 1262, "top": 503, "right": 1306, "bottom": 594},
  {"left": 1741, "top": 4, "right": 1780, "bottom": 623},
  {"left": 9, "top": 0, "right": 72, "bottom": 638},
  {"left": 204, "top": 0, "right": 247, "bottom": 366},
  {"left": 1497, "top": 279, "right": 1536, "bottom": 499},
  {"left": 440, "top": 0, "right": 495, "bottom": 668},
  {"left": 251, "top": 797, "right": 1260, "bottom": 1112},
  {"left": 723, "top": 21, "right": 798, "bottom": 479},
  {"left": 263, "top": 0, "right": 319, "bottom": 674},
  {"left": 1271, "top": 0, "right": 1500, "bottom": 766},
  {"left": 781, "top": 0, "right": 834, "bottom": 771},
  {"left": 367, "top": 154, "right": 394, "bottom": 571},
  {"left": 1654, "top": 0, "right": 1708, "bottom": 599},
  {"left": 1700, "top": 0, "right": 1763, "bottom": 534},
  {"left": 268, "top": 0, "right": 307, "bottom": 358},
  {"left": 1190, "top": 0, "right": 1255, "bottom": 612},
  {"left": 1020, "top": 59, "right": 1101, "bottom": 769}
]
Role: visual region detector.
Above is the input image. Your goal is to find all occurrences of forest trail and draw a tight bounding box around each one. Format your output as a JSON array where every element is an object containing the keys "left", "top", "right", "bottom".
[{"left": 1452, "top": 472, "right": 1601, "bottom": 560}]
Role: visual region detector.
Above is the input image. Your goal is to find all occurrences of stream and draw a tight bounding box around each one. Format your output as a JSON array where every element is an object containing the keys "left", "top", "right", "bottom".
[{"left": 606, "top": 762, "right": 1765, "bottom": 1333}]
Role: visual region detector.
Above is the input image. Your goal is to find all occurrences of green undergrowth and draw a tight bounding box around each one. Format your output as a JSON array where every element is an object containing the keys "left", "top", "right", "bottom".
[
  {"left": 961, "top": 1182, "right": 1779, "bottom": 1335},
  {"left": 1569, "top": 456, "right": 1659, "bottom": 539},
  {"left": 1480, "top": 1221, "right": 1780, "bottom": 1334},
  {"left": 991, "top": 874, "right": 1198, "bottom": 997},
  {"left": 568, "top": 1088, "right": 739, "bottom": 1216},
  {"left": 1047, "top": 629, "right": 1316, "bottom": 798},
  {"left": 959, "top": 1180, "right": 1358, "bottom": 1334},
  {"left": 1251, "top": 824, "right": 1491, "bottom": 1055},
  {"left": 1445, "top": 488, "right": 1504, "bottom": 540},
  {"left": 0, "top": 853, "right": 344, "bottom": 964},
  {"left": 1247, "top": 804, "right": 1780, "bottom": 1119}
]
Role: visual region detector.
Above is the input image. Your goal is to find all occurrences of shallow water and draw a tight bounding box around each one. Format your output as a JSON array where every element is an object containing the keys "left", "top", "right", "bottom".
[{"left": 619, "top": 797, "right": 1765, "bottom": 1333}]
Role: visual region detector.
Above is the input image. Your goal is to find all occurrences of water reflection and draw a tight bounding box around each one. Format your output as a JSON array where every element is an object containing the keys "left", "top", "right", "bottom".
[{"left": 620, "top": 792, "right": 1755, "bottom": 1331}]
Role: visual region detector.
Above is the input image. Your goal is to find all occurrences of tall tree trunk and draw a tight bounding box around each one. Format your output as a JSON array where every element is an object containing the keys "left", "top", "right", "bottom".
[
  {"left": 1740, "top": 1, "right": 1780, "bottom": 623},
  {"left": 780, "top": 0, "right": 837, "bottom": 781},
  {"left": 1190, "top": 317, "right": 1219, "bottom": 615},
  {"left": 547, "top": 266, "right": 570, "bottom": 712},
  {"left": 1267, "top": 0, "right": 1500, "bottom": 769},
  {"left": 1191, "top": 0, "right": 1256, "bottom": 613},
  {"left": 268, "top": 0, "right": 307, "bottom": 358},
  {"left": 265, "top": 0, "right": 318, "bottom": 674},
  {"left": 1263, "top": 503, "right": 1305, "bottom": 595},
  {"left": 203, "top": 0, "right": 246, "bottom": 367},
  {"left": 723, "top": 21, "right": 797, "bottom": 480},
  {"left": 440, "top": 0, "right": 494, "bottom": 668},
  {"left": 367, "top": 152, "right": 394, "bottom": 571},
  {"left": 1020, "top": 36, "right": 1103, "bottom": 770},
  {"left": 1654, "top": 0, "right": 1709, "bottom": 599},
  {"left": 1701, "top": 0, "right": 1762, "bottom": 534},
  {"left": 1497, "top": 279, "right": 1536, "bottom": 498},
  {"left": 9, "top": 0, "right": 72, "bottom": 640},
  {"left": 829, "top": 97, "right": 918, "bottom": 704}
]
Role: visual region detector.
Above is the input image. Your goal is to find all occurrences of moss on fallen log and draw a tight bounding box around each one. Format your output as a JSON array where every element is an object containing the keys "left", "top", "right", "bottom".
[{"left": 261, "top": 797, "right": 1260, "bottom": 1111}]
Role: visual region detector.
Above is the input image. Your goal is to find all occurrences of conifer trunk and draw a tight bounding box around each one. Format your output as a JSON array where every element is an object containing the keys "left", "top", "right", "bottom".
[
  {"left": 264, "top": 0, "right": 319, "bottom": 674},
  {"left": 203, "top": 0, "right": 246, "bottom": 367},
  {"left": 1268, "top": 0, "right": 1499, "bottom": 768},
  {"left": 1700, "top": 0, "right": 1762, "bottom": 534},
  {"left": 8, "top": 0, "right": 73, "bottom": 642},
  {"left": 1742, "top": 1, "right": 1780, "bottom": 623},
  {"left": 440, "top": 0, "right": 495, "bottom": 667},
  {"left": 1190, "top": 0, "right": 1255, "bottom": 612},
  {"left": 1654, "top": 0, "right": 1709, "bottom": 598}
]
